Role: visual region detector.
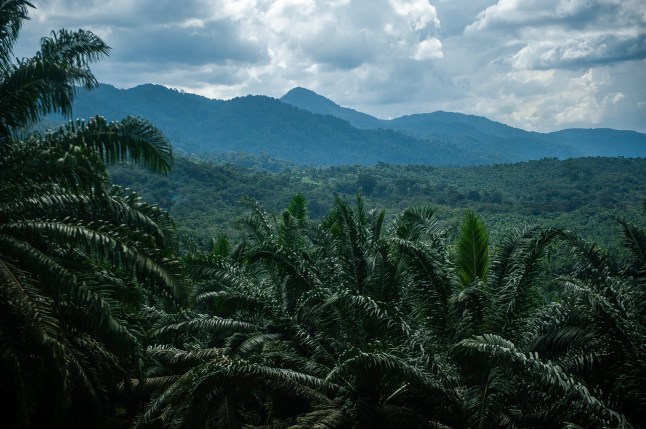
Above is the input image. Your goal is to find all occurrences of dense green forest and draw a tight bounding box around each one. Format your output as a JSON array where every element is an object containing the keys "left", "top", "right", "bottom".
[
  {"left": 2, "top": 3, "right": 646, "bottom": 429},
  {"left": 110, "top": 154, "right": 646, "bottom": 254}
]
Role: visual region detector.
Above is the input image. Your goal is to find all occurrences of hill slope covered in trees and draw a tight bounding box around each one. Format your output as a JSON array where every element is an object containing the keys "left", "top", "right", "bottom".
[
  {"left": 110, "top": 155, "right": 646, "bottom": 253},
  {"left": 46, "top": 84, "right": 646, "bottom": 166}
]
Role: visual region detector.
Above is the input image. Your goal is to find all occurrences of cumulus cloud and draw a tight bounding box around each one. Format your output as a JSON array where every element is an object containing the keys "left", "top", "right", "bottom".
[
  {"left": 453, "top": 0, "right": 646, "bottom": 131},
  {"left": 465, "top": 0, "right": 646, "bottom": 70},
  {"left": 510, "top": 32, "right": 646, "bottom": 70},
  {"left": 413, "top": 37, "right": 444, "bottom": 60}
]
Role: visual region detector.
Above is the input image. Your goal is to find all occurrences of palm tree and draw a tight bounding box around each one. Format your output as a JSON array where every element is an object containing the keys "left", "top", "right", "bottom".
[
  {"left": 515, "top": 214, "right": 646, "bottom": 426},
  {"left": 453, "top": 221, "right": 644, "bottom": 428},
  {"left": 0, "top": 116, "right": 184, "bottom": 429},
  {"left": 395, "top": 209, "right": 629, "bottom": 427},
  {"left": 0, "top": 3, "right": 184, "bottom": 427},
  {"left": 135, "top": 195, "right": 645, "bottom": 428}
]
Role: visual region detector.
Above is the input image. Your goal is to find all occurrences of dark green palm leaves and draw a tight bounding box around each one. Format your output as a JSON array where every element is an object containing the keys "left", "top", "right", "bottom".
[
  {"left": 0, "top": 3, "right": 180, "bottom": 427},
  {"left": 0, "top": 121, "right": 181, "bottom": 428},
  {"left": 144, "top": 196, "right": 646, "bottom": 428},
  {"left": 1, "top": 0, "right": 110, "bottom": 137},
  {"left": 139, "top": 196, "right": 460, "bottom": 428}
]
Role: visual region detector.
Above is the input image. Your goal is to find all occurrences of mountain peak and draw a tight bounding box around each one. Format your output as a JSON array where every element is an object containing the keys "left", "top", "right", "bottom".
[
  {"left": 280, "top": 87, "right": 383, "bottom": 129},
  {"left": 283, "top": 86, "right": 321, "bottom": 97},
  {"left": 280, "top": 87, "right": 340, "bottom": 112}
]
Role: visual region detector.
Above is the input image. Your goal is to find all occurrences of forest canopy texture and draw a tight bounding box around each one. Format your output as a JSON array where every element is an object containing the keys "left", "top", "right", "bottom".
[{"left": 1, "top": 2, "right": 645, "bottom": 429}]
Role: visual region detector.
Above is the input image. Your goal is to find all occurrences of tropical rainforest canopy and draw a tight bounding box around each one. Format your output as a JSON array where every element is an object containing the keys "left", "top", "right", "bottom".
[{"left": 1, "top": 2, "right": 645, "bottom": 428}]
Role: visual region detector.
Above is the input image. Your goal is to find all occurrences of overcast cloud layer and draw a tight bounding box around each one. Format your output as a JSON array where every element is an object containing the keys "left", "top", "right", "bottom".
[{"left": 16, "top": 0, "right": 646, "bottom": 132}]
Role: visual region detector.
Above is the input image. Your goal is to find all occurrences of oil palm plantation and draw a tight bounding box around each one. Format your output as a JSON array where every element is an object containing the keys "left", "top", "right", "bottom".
[
  {"left": 135, "top": 196, "right": 462, "bottom": 428},
  {"left": 452, "top": 219, "right": 643, "bottom": 428},
  {"left": 138, "top": 195, "right": 646, "bottom": 428}
]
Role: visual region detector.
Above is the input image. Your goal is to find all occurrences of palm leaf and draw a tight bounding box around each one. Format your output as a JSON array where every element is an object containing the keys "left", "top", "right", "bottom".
[
  {"left": 1, "top": 220, "right": 185, "bottom": 304},
  {"left": 457, "top": 334, "right": 626, "bottom": 426},
  {"left": 0, "top": 0, "right": 34, "bottom": 66},
  {"left": 47, "top": 116, "right": 173, "bottom": 174},
  {"left": 0, "top": 28, "right": 109, "bottom": 136},
  {"left": 455, "top": 211, "right": 489, "bottom": 288},
  {"left": 618, "top": 218, "right": 646, "bottom": 283}
]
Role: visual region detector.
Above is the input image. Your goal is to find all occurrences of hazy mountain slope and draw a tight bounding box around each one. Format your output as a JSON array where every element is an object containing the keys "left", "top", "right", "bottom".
[
  {"left": 48, "top": 83, "right": 646, "bottom": 166},
  {"left": 56, "top": 84, "right": 476, "bottom": 166},
  {"left": 280, "top": 87, "right": 646, "bottom": 160},
  {"left": 280, "top": 90, "right": 577, "bottom": 161},
  {"left": 549, "top": 128, "right": 646, "bottom": 157},
  {"left": 387, "top": 112, "right": 579, "bottom": 161}
]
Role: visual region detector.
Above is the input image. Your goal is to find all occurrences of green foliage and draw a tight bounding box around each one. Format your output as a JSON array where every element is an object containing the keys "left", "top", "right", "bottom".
[
  {"left": 455, "top": 211, "right": 489, "bottom": 288},
  {"left": 110, "top": 155, "right": 646, "bottom": 257},
  {"left": 3, "top": 5, "right": 645, "bottom": 428},
  {"left": 0, "top": 2, "right": 110, "bottom": 137},
  {"left": 0, "top": 129, "right": 183, "bottom": 428},
  {"left": 0, "top": 4, "right": 181, "bottom": 427},
  {"left": 136, "top": 194, "right": 646, "bottom": 428}
]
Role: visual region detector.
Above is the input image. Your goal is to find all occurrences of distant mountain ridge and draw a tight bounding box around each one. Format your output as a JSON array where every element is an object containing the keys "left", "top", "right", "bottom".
[
  {"left": 47, "top": 83, "right": 646, "bottom": 166},
  {"left": 279, "top": 87, "right": 646, "bottom": 162}
]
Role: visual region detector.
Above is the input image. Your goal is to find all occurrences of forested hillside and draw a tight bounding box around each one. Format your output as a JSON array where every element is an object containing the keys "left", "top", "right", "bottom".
[
  {"left": 110, "top": 155, "right": 646, "bottom": 253},
  {"left": 51, "top": 84, "right": 475, "bottom": 165},
  {"left": 280, "top": 87, "right": 646, "bottom": 161},
  {"left": 47, "top": 83, "right": 646, "bottom": 166}
]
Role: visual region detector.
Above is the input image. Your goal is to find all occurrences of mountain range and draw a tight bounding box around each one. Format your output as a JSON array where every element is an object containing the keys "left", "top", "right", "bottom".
[{"left": 45, "top": 83, "right": 646, "bottom": 166}]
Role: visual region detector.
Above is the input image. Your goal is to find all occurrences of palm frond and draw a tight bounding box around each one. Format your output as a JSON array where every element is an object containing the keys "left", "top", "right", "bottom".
[
  {"left": 325, "top": 348, "right": 454, "bottom": 409},
  {"left": 393, "top": 236, "right": 453, "bottom": 340},
  {"left": 46, "top": 116, "right": 173, "bottom": 174},
  {"left": 618, "top": 218, "right": 646, "bottom": 282},
  {"left": 0, "top": 0, "right": 34, "bottom": 66},
  {"left": 285, "top": 407, "right": 349, "bottom": 429},
  {"left": 490, "top": 227, "right": 564, "bottom": 340},
  {"left": 455, "top": 211, "right": 489, "bottom": 288},
  {"left": 325, "top": 197, "right": 369, "bottom": 294},
  {"left": 155, "top": 314, "right": 259, "bottom": 337},
  {"left": 147, "top": 345, "right": 224, "bottom": 367},
  {"left": 135, "top": 358, "right": 328, "bottom": 429},
  {"left": 39, "top": 28, "right": 109, "bottom": 70},
  {"left": 0, "top": 28, "right": 109, "bottom": 136},
  {"left": 3, "top": 219, "right": 185, "bottom": 301},
  {"left": 457, "top": 334, "right": 626, "bottom": 426}
]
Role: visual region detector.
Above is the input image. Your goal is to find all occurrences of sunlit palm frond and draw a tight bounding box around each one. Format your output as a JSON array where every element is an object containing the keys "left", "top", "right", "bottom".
[{"left": 45, "top": 116, "right": 173, "bottom": 174}]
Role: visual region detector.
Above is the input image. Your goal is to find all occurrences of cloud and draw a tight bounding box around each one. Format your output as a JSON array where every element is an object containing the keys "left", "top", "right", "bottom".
[
  {"left": 465, "top": 0, "right": 640, "bottom": 32},
  {"left": 32, "top": 0, "right": 217, "bottom": 27},
  {"left": 465, "top": 0, "right": 646, "bottom": 70},
  {"left": 254, "top": 0, "right": 442, "bottom": 70},
  {"left": 510, "top": 32, "right": 646, "bottom": 70},
  {"left": 440, "top": 0, "right": 646, "bottom": 131},
  {"left": 108, "top": 20, "right": 267, "bottom": 65},
  {"left": 413, "top": 37, "right": 444, "bottom": 60},
  {"left": 389, "top": 0, "right": 440, "bottom": 31}
]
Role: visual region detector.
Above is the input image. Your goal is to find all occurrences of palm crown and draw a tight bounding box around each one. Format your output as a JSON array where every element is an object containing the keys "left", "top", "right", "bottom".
[{"left": 0, "top": 2, "right": 182, "bottom": 427}]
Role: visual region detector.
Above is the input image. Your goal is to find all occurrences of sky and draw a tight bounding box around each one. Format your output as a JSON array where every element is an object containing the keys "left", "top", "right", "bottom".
[{"left": 14, "top": 0, "right": 646, "bottom": 132}]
